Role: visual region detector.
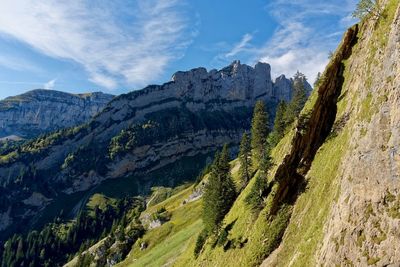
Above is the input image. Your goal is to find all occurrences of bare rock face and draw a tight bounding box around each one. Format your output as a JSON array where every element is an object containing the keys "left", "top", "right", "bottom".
[
  {"left": 0, "top": 89, "right": 114, "bottom": 138},
  {"left": 317, "top": 3, "right": 400, "bottom": 265},
  {"left": 273, "top": 75, "right": 293, "bottom": 101}
]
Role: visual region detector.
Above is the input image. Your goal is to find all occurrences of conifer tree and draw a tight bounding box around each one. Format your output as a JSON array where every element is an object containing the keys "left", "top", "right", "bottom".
[
  {"left": 238, "top": 132, "right": 252, "bottom": 188},
  {"left": 251, "top": 101, "right": 269, "bottom": 168},
  {"left": 245, "top": 149, "right": 272, "bottom": 211},
  {"left": 352, "top": 0, "right": 382, "bottom": 20},
  {"left": 202, "top": 145, "right": 236, "bottom": 234},
  {"left": 270, "top": 101, "right": 287, "bottom": 147},
  {"left": 314, "top": 72, "right": 322, "bottom": 88},
  {"left": 285, "top": 72, "right": 308, "bottom": 126}
]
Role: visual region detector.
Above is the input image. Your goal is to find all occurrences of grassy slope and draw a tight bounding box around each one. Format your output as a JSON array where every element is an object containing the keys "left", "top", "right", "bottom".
[
  {"left": 174, "top": 126, "right": 297, "bottom": 267},
  {"left": 118, "top": 159, "right": 244, "bottom": 267},
  {"left": 117, "top": 185, "right": 203, "bottom": 267},
  {"left": 112, "top": 38, "right": 348, "bottom": 266},
  {"left": 114, "top": 84, "right": 348, "bottom": 267}
]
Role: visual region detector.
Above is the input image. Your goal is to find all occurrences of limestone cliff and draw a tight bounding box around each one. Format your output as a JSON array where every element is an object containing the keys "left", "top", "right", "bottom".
[
  {"left": 0, "top": 61, "right": 308, "bottom": 240},
  {"left": 0, "top": 89, "right": 114, "bottom": 138}
]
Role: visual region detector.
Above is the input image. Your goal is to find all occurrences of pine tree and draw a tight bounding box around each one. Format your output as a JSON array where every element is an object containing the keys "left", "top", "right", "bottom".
[
  {"left": 314, "top": 72, "right": 322, "bottom": 88},
  {"left": 285, "top": 72, "right": 308, "bottom": 126},
  {"left": 238, "top": 132, "right": 252, "bottom": 188},
  {"left": 352, "top": 0, "right": 382, "bottom": 20},
  {"left": 245, "top": 149, "right": 272, "bottom": 211},
  {"left": 251, "top": 101, "right": 269, "bottom": 168},
  {"left": 202, "top": 145, "right": 236, "bottom": 234},
  {"left": 270, "top": 101, "right": 287, "bottom": 147}
]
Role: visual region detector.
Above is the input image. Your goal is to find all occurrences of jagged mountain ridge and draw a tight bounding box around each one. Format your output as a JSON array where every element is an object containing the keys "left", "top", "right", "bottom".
[
  {"left": 0, "top": 61, "right": 310, "bottom": 241},
  {"left": 0, "top": 89, "right": 114, "bottom": 139}
]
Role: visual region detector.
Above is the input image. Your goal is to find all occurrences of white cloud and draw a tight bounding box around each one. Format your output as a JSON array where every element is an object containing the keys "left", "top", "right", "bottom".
[
  {"left": 43, "top": 79, "right": 56, "bottom": 90},
  {"left": 209, "top": 1, "right": 357, "bottom": 84},
  {"left": 255, "top": 0, "right": 358, "bottom": 83},
  {"left": 225, "top": 33, "right": 253, "bottom": 58},
  {"left": 0, "top": 54, "right": 42, "bottom": 73},
  {"left": 211, "top": 33, "right": 254, "bottom": 66},
  {"left": 0, "top": 0, "right": 193, "bottom": 89}
]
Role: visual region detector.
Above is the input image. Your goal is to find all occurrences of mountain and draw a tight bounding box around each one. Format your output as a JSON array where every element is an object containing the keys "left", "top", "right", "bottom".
[
  {"left": 0, "top": 61, "right": 310, "bottom": 243},
  {"left": 64, "top": 1, "right": 400, "bottom": 266},
  {"left": 0, "top": 89, "right": 114, "bottom": 139}
]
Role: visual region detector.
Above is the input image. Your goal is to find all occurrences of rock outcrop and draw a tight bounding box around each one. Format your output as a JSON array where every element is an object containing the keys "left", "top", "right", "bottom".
[
  {"left": 0, "top": 89, "right": 114, "bottom": 138},
  {"left": 0, "top": 61, "right": 310, "bottom": 240},
  {"left": 316, "top": 2, "right": 400, "bottom": 265}
]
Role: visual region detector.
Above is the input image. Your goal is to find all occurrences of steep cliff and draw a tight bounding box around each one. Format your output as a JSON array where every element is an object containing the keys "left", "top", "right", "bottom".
[
  {"left": 0, "top": 61, "right": 308, "bottom": 241},
  {"left": 0, "top": 89, "right": 114, "bottom": 138}
]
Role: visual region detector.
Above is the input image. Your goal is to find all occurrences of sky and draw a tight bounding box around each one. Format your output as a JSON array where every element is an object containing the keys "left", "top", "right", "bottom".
[{"left": 0, "top": 0, "right": 358, "bottom": 100}]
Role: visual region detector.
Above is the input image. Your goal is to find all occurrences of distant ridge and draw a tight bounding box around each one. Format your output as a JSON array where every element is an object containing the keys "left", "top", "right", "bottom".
[{"left": 0, "top": 89, "right": 114, "bottom": 138}]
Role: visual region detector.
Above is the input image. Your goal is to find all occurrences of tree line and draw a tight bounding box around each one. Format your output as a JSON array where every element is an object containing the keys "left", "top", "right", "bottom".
[{"left": 1, "top": 197, "right": 145, "bottom": 267}]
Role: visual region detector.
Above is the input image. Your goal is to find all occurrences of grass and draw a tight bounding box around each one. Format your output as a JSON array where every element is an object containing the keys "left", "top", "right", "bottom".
[
  {"left": 118, "top": 184, "right": 203, "bottom": 267},
  {"left": 359, "top": 93, "right": 375, "bottom": 122},
  {"left": 270, "top": 126, "right": 350, "bottom": 266},
  {"left": 173, "top": 111, "right": 300, "bottom": 267},
  {"left": 147, "top": 184, "right": 191, "bottom": 208},
  {"left": 124, "top": 2, "right": 399, "bottom": 266},
  {"left": 126, "top": 220, "right": 202, "bottom": 267},
  {"left": 86, "top": 193, "right": 117, "bottom": 215},
  {"left": 387, "top": 199, "right": 400, "bottom": 219}
]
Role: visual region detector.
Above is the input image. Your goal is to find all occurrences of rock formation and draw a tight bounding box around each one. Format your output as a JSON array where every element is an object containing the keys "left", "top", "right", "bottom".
[
  {"left": 0, "top": 61, "right": 309, "bottom": 240},
  {"left": 0, "top": 89, "right": 114, "bottom": 138}
]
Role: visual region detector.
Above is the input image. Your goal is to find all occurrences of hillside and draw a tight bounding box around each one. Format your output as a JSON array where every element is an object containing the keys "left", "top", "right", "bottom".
[
  {"left": 77, "top": 0, "right": 399, "bottom": 266},
  {"left": 0, "top": 89, "right": 114, "bottom": 139},
  {"left": 0, "top": 60, "right": 309, "bottom": 258}
]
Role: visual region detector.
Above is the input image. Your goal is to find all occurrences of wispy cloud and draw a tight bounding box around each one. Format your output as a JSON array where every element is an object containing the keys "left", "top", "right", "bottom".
[
  {"left": 212, "top": 0, "right": 358, "bottom": 84},
  {"left": 0, "top": 81, "right": 43, "bottom": 85},
  {"left": 0, "top": 54, "right": 42, "bottom": 73},
  {"left": 43, "top": 79, "right": 56, "bottom": 90},
  {"left": 0, "top": 0, "right": 194, "bottom": 89},
  {"left": 225, "top": 33, "right": 253, "bottom": 57},
  {"left": 211, "top": 33, "right": 254, "bottom": 66},
  {"left": 256, "top": 0, "right": 358, "bottom": 83}
]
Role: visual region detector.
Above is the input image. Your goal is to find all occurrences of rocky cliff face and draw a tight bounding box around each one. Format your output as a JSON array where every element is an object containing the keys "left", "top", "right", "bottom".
[
  {"left": 261, "top": 1, "right": 400, "bottom": 266},
  {"left": 0, "top": 61, "right": 309, "bottom": 239},
  {"left": 316, "top": 1, "right": 400, "bottom": 265},
  {"left": 0, "top": 89, "right": 114, "bottom": 138}
]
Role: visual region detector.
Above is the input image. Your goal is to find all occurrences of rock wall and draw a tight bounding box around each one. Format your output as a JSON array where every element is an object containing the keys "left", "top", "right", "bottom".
[
  {"left": 261, "top": 1, "right": 400, "bottom": 266},
  {"left": 317, "top": 2, "right": 400, "bottom": 265},
  {"left": 0, "top": 89, "right": 114, "bottom": 138},
  {"left": 0, "top": 60, "right": 310, "bottom": 239}
]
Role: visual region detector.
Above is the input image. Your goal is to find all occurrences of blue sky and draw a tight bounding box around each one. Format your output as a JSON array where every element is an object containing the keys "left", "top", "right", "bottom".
[{"left": 0, "top": 0, "right": 358, "bottom": 100}]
